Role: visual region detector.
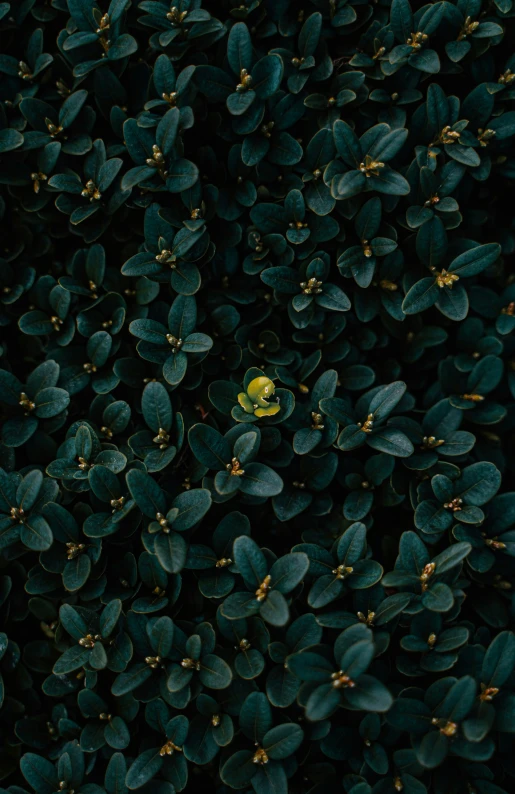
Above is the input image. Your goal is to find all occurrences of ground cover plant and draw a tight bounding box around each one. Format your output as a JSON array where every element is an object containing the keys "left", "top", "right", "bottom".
[{"left": 1, "top": 0, "right": 515, "bottom": 792}]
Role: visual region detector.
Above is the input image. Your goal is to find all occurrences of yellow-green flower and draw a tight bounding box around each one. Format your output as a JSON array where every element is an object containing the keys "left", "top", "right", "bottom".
[{"left": 238, "top": 376, "right": 281, "bottom": 417}]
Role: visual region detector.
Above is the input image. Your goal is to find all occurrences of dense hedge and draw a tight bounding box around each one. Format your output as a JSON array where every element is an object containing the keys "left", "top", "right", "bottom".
[{"left": 1, "top": 0, "right": 515, "bottom": 793}]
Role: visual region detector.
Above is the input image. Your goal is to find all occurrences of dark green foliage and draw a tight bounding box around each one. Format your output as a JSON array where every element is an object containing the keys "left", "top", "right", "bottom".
[{"left": 1, "top": 1, "right": 515, "bottom": 793}]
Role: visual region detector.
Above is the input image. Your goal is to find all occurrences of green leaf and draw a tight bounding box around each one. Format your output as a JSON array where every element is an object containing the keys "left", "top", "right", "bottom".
[
  {"left": 17, "top": 470, "right": 43, "bottom": 511},
  {"left": 199, "top": 654, "right": 232, "bottom": 689},
  {"left": 89, "top": 641, "right": 108, "bottom": 670},
  {"left": 21, "top": 754, "right": 59, "bottom": 794},
  {"left": 266, "top": 666, "right": 300, "bottom": 708},
  {"left": 457, "top": 462, "right": 501, "bottom": 505},
  {"left": 333, "top": 169, "right": 366, "bottom": 199},
  {"left": 0, "top": 128, "right": 23, "bottom": 152},
  {"left": 333, "top": 120, "right": 361, "bottom": 168},
  {"left": 89, "top": 465, "right": 121, "bottom": 504},
  {"left": 166, "top": 159, "right": 199, "bottom": 193},
  {"left": 172, "top": 488, "right": 212, "bottom": 531},
  {"left": 105, "top": 716, "right": 130, "bottom": 750},
  {"left": 53, "top": 645, "right": 90, "bottom": 675},
  {"left": 368, "top": 168, "right": 410, "bottom": 196},
  {"left": 21, "top": 515, "right": 53, "bottom": 551},
  {"left": 235, "top": 647, "right": 265, "bottom": 680},
  {"left": 432, "top": 542, "right": 471, "bottom": 574},
  {"left": 208, "top": 380, "right": 241, "bottom": 415},
  {"left": 390, "top": 0, "right": 413, "bottom": 42},
  {"left": 105, "top": 753, "right": 128, "bottom": 794},
  {"left": 402, "top": 278, "right": 439, "bottom": 315},
  {"left": 435, "top": 283, "right": 469, "bottom": 322},
  {"left": 0, "top": 369, "right": 23, "bottom": 405},
  {"left": 299, "top": 12, "right": 322, "bottom": 58},
  {"left": 422, "top": 582, "right": 454, "bottom": 612},
  {"left": 156, "top": 108, "right": 180, "bottom": 158},
  {"left": 253, "top": 55, "right": 283, "bottom": 100},
  {"left": 220, "top": 750, "right": 256, "bottom": 789},
  {"left": 340, "top": 638, "right": 374, "bottom": 678},
  {"left": 366, "top": 128, "right": 408, "bottom": 162},
  {"left": 126, "top": 469, "right": 166, "bottom": 518},
  {"left": 155, "top": 531, "right": 187, "bottom": 574},
  {"left": 194, "top": 65, "right": 233, "bottom": 102},
  {"left": 344, "top": 675, "right": 393, "bottom": 712},
  {"left": 239, "top": 462, "right": 283, "bottom": 497},
  {"left": 34, "top": 387, "right": 70, "bottom": 418},
  {"left": 269, "top": 552, "right": 309, "bottom": 593},
  {"left": 233, "top": 430, "right": 260, "bottom": 465},
  {"left": 369, "top": 381, "right": 406, "bottom": 420},
  {"left": 417, "top": 730, "right": 449, "bottom": 769},
  {"left": 181, "top": 332, "right": 213, "bottom": 353},
  {"left": 305, "top": 683, "right": 342, "bottom": 720},
  {"left": 260, "top": 267, "right": 299, "bottom": 294},
  {"left": 367, "top": 427, "right": 414, "bottom": 457},
  {"left": 287, "top": 651, "right": 333, "bottom": 682},
  {"left": 227, "top": 22, "right": 253, "bottom": 75},
  {"left": 440, "top": 676, "right": 477, "bottom": 721},
  {"left": 409, "top": 49, "right": 440, "bottom": 74},
  {"left": 221, "top": 591, "right": 261, "bottom": 620},
  {"left": 141, "top": 381, "right": 172, "bottom": 433},
  {"left": 386, "top": 697, "right": 432, "bottom": 733},
  {"left": 233, "top": 535, "right": 268, "bottom": 587},
  {"left": 111, "top": 663, "right": 153, "bottom": 696},
  {"left": 240, "top": 692, "right": 273, "bottom": 742},
  {"left": 59, "top": 604, "right": 88, "bottom": 640},
  {"left": 259, "top": 589, "right": 290, "bottom": 626},
  {"left": 162, "top": 350, "right": 188, "bottom": 386},
  {"left": 227, "top": 90, "right": 256, "bottom": 115},
  {"left": 263, "top": 724, "right": 304, "bottom": 759},
  {"left": 63, "top": 554, "right": 91, "bottom": 592},
  {"left": 126, "top": 749, "right": 163, "bottom": 790},
  {"left": 481, "top": 631, "right": 515, "bottom": 688},
  {"left": 448, "top": 243, "right": 501, "bottom": 278},
  {"left": 315, "top": 283, "right": 351, "bottom": 312},
  {"left": 188, "top": 424, "right": 230, "bottom": 470}
]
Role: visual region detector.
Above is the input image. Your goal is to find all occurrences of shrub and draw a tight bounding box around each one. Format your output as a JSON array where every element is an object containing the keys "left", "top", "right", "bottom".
[{"left": 1, "top": 1, "right": 515, "bottom": 793}]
